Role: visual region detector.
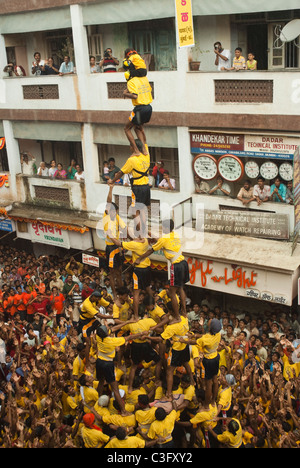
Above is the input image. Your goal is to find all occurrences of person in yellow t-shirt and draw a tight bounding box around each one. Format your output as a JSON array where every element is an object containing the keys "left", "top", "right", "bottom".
[
  {"left": 79, "top": 412, "right": 110, "bottom": 448},
  {"left": 122, "top": 56, "right": 152, "bottom": 156},
  {"left": 104, "top": 426, "right": 157, "bottom": 448},
  {"left": 95, "top": 322, "right": 143, "bottom": 414},
  {"left": 135, "top": 219, "right": 190, "bottom": 320},
  {"left": 208, "top": 417, "right": 244, "bottom": 448},
  {"left": 120, "top": 311, "right": 162, "bottom": 393},
  {"left": 78, "top": 291, "right": 112, "bottom": 339},
  {"left": 135, "top": 394, "right": 157, "bottom": 439},
  {"left": 146, "top": 314, "right": 194, "bottom": 398},
  {"left": 196, "top": 318, "right": 222, "bottom": 408},
  {"left": 109, "top": 139, "right": 151, "bottom": 236},
  {"left": 123, "top": 48, "right": 148, "bottom": 80},
  {"left": 102, "top": 184, "right": 127, "bottom": 298},
  {"left": 147, "top": 406, "right": 179, "bottom": 448},
  {"left": 110, "top": 235, "right": 153, "bottom": 319},
  {"left": 216, "top": 373, "right": 236, "bottom": 425}
]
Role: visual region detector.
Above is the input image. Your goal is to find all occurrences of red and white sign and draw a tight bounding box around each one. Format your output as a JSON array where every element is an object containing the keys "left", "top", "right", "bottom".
[{"left": 82, "top": 253, "right": 99, "bottom": 268}]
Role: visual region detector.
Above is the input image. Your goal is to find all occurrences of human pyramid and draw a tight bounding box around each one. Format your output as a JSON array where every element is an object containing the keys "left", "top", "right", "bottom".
[{"left": 0, "top": 49, "right": 300, "bottom": 449}]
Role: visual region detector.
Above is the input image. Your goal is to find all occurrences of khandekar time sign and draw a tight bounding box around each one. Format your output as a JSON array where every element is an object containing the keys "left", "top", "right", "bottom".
[{"left": 190, "top": 131, "right": 300, "bottom": 160}]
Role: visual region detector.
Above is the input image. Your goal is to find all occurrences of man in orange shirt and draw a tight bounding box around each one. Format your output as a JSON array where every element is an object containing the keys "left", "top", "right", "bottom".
[
  {"left": 50, "top": 286, "right": 65, "bottom": 316},
  {"left": 14, "top": 286, "right": 27, "bottom": 321}
]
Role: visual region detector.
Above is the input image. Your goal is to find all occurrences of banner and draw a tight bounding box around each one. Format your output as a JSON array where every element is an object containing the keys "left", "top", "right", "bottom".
[
  {"left": 175, "top": 0, "right": 194, "bottom": 48},
  {"left": 190, "top": 131, "right": 300, "bottom": 160}
]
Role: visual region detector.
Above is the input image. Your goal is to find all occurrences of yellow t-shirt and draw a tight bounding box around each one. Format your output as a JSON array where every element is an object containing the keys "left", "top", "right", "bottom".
[
  {"left": 105, "top": 435, "right": 145, "bottom": 449},
  {"left": 96, "top": 335, "right": 126, "bottom": 361},
  {"left": 129, "top": 53, "right": 147, "bottom": 70},
  {"left": 102, "top": 213, "right": 126, "bottom": 246},
  {"left": 121, "top": 146, "right": 150, "bottom": 186},
  {"left": 152, "top": 231, "right": 185, "bottom": 264},
  {"left": 161, "top": 315, "right": 189, "bottom": 351},
  {"left": 127, "top": 76, "right": 152, "bottom": 106},
  {"left": 102, "top": 412, "right": 136, "bottom": 430},
  {"left": 122, "top": 239, "right": 151, "bottom": 268},
  {"left": 190, "top": 403, "right": 218, "bottom": 430},
  {"left": 80, "top": 425, "right": 110, "bottom": 448},
  {"left": 217, "top": 418, "right": 243, "bottom": 448},
  {"left": 217, "top": 386, "right": 232, "bottom": 412},
  {"left": 113, "top": 298, "right": 133, "bottom": 322},
  {"left": 197, "top": 332, "right": 221, "bottom": 359},
  {"left": 148, "top": 304, "right": 166, "bottom": 323},
  {"left": 122, "top": 317, "right": 157, "bottom": 344},
  {"left": 158, "top": 289, "right": 179, "bottom": 304},
  {"left": 148, "top": 409, "right": 179, "bottom": 444},
  {"left": 135, "top": 406, "right": 157, "bottom": 437},
  {"left": 80, "top": 296, "right": 110, "bottom": 320}
]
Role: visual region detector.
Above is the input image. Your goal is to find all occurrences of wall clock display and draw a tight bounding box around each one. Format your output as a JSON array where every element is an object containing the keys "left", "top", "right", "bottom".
[
  {"left": 192, "top": 154, "right": 218, "bottom": 180},
  {"left": 244, "top": 160, "right": 260, "bottom": 179},
  {"left": 278, "top": 162, "right": 293, "bottom": 181},
  {"left": 259, "top": 161, "right": 278, "bottom": 180},
  {"left": 217, "top": 154, "right": 244, "bottom": 182}
]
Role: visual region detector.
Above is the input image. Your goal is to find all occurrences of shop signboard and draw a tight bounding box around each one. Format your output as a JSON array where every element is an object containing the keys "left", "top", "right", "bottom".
[
  {"left": 30, "top": 221, "right": 70, "bottom": 249},
  {"left": 197, "top": 209, "right": 289, "bottom": 240},
  {"left": 186, "top": 256, "right": 292, "bottom": 305},
  {"left": 190, "top": 131, "right": 299, "bottom": 160}
]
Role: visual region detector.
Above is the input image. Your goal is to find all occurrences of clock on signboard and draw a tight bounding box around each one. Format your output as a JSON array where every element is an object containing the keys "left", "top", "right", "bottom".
[
  {"left": 192, "top": 154, "right": 218, "bottom": 180},
  {"left": 260, "top": 161, "right": 278, "bottom": 180},
  {"left": 278, "top": 162, "right": 293, "bottom": 181},
  {"left": 217, "top": 154, "right": 244, "bottom": 182},
  {"left": 244, "top": 160, "right": 260, "bottom": 179}
]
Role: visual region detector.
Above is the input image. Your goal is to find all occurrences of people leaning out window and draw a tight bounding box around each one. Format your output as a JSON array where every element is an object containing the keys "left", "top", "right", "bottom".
[
  {"left": 158, "top": 170, "right": 176, "bottom": 190},
  {"left": 237, "top": 180, "right": 255, "bottom": 205},
  {"left": 209, "top": 176, "right": 231, "bottom": 196},
  {"left": 253, "top": 176, "right": 270, "bottom": 206},
  {"left": 270, "top": 177, "right": 287, "bottom": 203},
  {"left": 194, "top": 174, "right": 210, "bottom": 194}
]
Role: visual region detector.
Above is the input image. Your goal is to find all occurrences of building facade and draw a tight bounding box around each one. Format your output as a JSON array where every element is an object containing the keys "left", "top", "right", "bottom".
[{"left": 0, "top": 0, "right": 300, "bottom": 314}]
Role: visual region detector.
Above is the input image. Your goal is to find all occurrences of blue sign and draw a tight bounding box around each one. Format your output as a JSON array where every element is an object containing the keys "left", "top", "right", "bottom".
[{"left": 0, "top": 219, "right": 13, "bottom": 232}]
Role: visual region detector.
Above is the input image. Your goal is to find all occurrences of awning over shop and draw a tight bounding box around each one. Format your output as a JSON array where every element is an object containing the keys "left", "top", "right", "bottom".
[
  {"left": 182, "top": 232, "right": 300, "bottom": 306},
  {"left": 6, "top": 204, "right": 90, "bottom": 233}
]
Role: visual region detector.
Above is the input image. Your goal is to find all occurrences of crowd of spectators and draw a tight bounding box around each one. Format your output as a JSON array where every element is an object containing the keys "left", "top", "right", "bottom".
[{"left": 0, "top": 242, "right": 299, "bottom": 448}]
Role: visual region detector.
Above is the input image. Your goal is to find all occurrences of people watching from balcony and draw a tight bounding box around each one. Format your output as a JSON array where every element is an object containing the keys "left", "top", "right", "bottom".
[
  {"left": 194, "top": 174, "right": 210, "bottom": 194},
  {"left": 48, "top": 159, "right": 57, "bottom": 177},
  {"left": 37, "top": 161, "right": 49, "bottom": 177},
  {"left": 209, "top": 176, "right": 231, "bottom": 196},
  {"left": 53, "top": 163, "right": 67, "bottom": 179},
  {"left": 67, "top": 159, "right": 77, "bottom": 179},
  {"left": 44, "top": 57, "right": 59, "bottom": 75},
  {"left": 237, "top": 179, "right": 255, "bottom": 205},
  {"left": 59, "top": 55, "right": 74, "bottom": 76},
  {"left": 20, "top": 152, "right": 36, "bottom": 175},
  {"left": 247, "top": 52, "right": 257, "bottom": 70},
  {"left": 99, "top": 48, "right": 119, "bottom": 73},
  {"left": 90, "top": 55, "right": 100, "bottom": 73},
  {"left": 286, "top": 180, "right": 294, "bottom": 205},
  {"left": 158, "top": 170, "right": 176, "bottom": 190},
  {"left": 214, "top": 41, "right": 231, "bottom": 71},
  {"left": 270, "top": 176, "right": 287, "bottom": 203},
  {"left": 31, "top": 52, "right": 46, "bottom": 76},
  {"left": 102, "top": 157, "right": 121, "bottom": 183},
  {"left": 3, "top": 62, "right": 26, "bottom": 77},
  {"left": 152, "top": 161, "right": 165, "bottom": 187},
  {"left": 253, "top": 176, "right": 271, "bottom": 205},
  {"left": 225, "top": 47, "right": 246, "bottom": 71},
  {"left": 74, "top": 164, "right": 85, "bottom": 181}
]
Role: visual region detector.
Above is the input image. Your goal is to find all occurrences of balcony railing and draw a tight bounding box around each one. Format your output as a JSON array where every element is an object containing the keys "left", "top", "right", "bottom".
[{"left": 1, "top": 70, "right": 299, "bottom": 117}]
